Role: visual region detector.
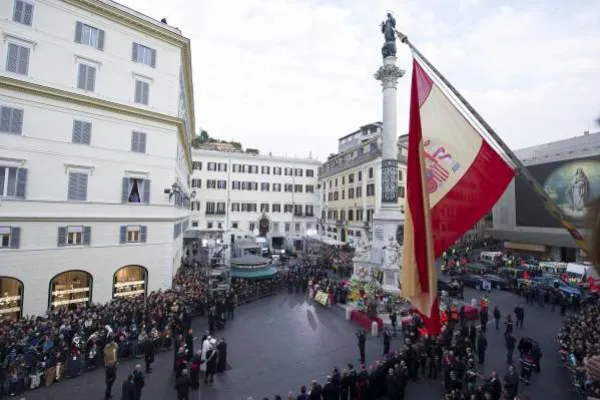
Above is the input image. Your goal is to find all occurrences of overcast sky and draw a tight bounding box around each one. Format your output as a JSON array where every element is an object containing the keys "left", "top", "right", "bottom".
[{"left": 120, "top": 0, "right": 600, "bottom": 161}]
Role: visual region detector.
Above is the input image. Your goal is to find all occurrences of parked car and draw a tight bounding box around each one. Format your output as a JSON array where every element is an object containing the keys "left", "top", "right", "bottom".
[
  {"left": 483, "top": 274, "right": 513, "bottom": 290},
  {"left": 455, "top": 274, "right": 487, "bottom": 290},
  {"left": 437, "top": 280, "right": 461, "bottom": 297}
]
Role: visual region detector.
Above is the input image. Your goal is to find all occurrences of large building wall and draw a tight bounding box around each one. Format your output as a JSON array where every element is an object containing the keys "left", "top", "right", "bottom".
[{"left": 0, "top": 0, "right": 194, "bottom": 316}]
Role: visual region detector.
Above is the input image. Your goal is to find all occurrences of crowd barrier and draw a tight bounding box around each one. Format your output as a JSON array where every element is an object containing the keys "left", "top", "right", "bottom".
[{"left": 1, "top": 284, "right": 283, "bottom": 396}]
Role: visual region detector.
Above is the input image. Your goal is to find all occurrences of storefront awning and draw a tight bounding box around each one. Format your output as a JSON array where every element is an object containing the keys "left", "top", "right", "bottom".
[
  {"left": 504, "top": 242, "right": 547, "bottom": 252},
  {"left": 231, "top": 267, "right": 278, "bottom": 279}
]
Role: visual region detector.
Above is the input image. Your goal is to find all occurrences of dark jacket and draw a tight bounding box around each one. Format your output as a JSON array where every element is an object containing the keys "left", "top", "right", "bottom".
[
  {"left": 175, "top": 375, "right": 191, "bottom": 397},
  {"left": 121, "top": 380, "right": 136, "bottom": 400}
]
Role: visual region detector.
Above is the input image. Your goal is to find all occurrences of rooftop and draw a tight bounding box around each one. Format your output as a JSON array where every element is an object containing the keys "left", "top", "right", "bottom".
[
  {"left": 192, "top": 148, "right": 321, "bottom": 165},
  {"left": 99, "top": 0, "right": 183, "bottom": 35}
]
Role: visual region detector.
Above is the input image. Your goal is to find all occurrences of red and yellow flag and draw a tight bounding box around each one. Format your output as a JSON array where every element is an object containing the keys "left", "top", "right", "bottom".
[{"left": 401, "top": 58, "right": 514, "bottom": 334}]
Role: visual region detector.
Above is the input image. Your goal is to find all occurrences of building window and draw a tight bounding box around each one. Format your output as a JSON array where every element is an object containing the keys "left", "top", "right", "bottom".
[
  {"left": 398, "top": 186, "right": 405, "bottom": 198},
  {"left": 207, "top": 162, "right": 216, "bottom": 171},
  {"left": 122, "top": 177, "right": 150, "bottom": 203},
  {"left": 0, "top": 226, "right": 20, "bottom": 249},
  {"left": 191, "top": 221, "right": 198, "bottom": 227},
  {"left": 206, "top": 222, "right": 213, "bottom": 229},
  {"left": 207, "top": 179, "right": 216, "bottom": 189},
  {"left": 192, "top": 161, "right": 202, "bottom": 170},
  {"left": 190, "top": 201, "right": 201, "bottom": 211},
  {"left": 232, "top": 222, "right": 238, "bottom": 229},
  {"left": 131, "top": 131, "right": 147, "bottom": 153},
  {"left": 74, "top": 22, "right": 105, "bottom": 50},
  {"left": 305, "top": 205, "right": 314, "bottom": 216},
  {"left": 348, "top": 188, "right": 354, "bottom": 199},
  {"left": 358, "top": 171, "right": 362, "bottom": 181},
  {"left": 6, "top": 43, "right": 30, "bottom": 75},
  {"left": 272, "top": 203, "right": 281, "bottom": 212},
  {"left": 0, "top": 107, "right": 24, "bottom": 135},
  {"left": 284, "top": 204, "right": 293, "bottom": 213},
  {"left": 77, "top": 63, "right": 96, "bottom": 92},
  {"left": 261, "top": 182, "right": 270, "bottom": 191},
  {"left": 305, "top": 185, "right": 314, "bottom": 193},
  {"left": 191, "top": 179, "right": 202, "bottom": 188},
  {"left": 306, "top": 169, "right": 314, "bottom": 177},
  {"left": 231, "top": 203, "right": 240, "bottom": 212},
  {"left": 356, "top": 186, "right": 362, "bottom": 198},
  {"left": 216, "top": 202, "right": 226, "bottom": 214},
  {"left": 368, "top": 167, "right": 374, "bottom": 179},
  {"left": 67, "top": 172, "right": 88, "bottom": 201},
  {"left": 72, "top": 120, "right": 92, "bottom": 145},
  {"left": 232, "top": 181, "right": 240, "bottom": 190},
  {"left": 285, "top": 223, "right": 291, "bottom": 232},
  {"left": 134, "top": 80, "right": 150, "bottom": 105},
  {"left": 398, "top": 170, "right": 403, "bottom": 181},
  {"left": 366, "top": 183, "right": 375, "bottom": 197},
  {"left": 273, "top": 183, "right": 281, "bottom": 192},
  {"left": 132, "top": 43, "right": 156, "bottom": 67},
  {"left": 120, "top": 225, "right": 146, "bottom": 243},
  {"left": 249, "top": 222, "right": 256, "bottom": 232},
  {"left": 260, "top": 203, "right": 269, "bottom": 212},
  {"left": 294, "top": 184, "right": 303, "bottom": 193},
  {"left": 13, "top": 0, "right": 34, "bottom": 26},
  {"left": 273, "top": 167, "right": 282, "bottom": 175},
  {"left": 58, "top": 225, "right": 91, "bottom": 247},
  {"left": 0, "top": 166, "right": 27, "bottom": 198},
  {"left": 284, "top": 184, "right": 293, "bottom": 192},
  {"left": 217, "top": 180, "right": 227, "bottom": 189},
  {"left": 333, "top": 192, "right": 339, "bottom": 201},
  {"left": 284, "top": 167, "right": 293, "bottom": 176},
  {"left": 294, "top": 168, "right": 303, "bottom": 177}
]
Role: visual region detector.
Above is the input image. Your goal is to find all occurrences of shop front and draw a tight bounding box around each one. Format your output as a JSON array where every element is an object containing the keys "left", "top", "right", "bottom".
[
  {"left": 49, "top": 270, "right": 92, "bottom": 310},
  {"left": 0, "top": 277, "right": 24, "bottom": 320},
  {"left": 113, "top": 265, "right": 147, "bottom": 298}
]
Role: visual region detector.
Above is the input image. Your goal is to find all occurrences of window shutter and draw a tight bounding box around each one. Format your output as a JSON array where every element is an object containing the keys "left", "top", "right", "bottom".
[
  {"left": 119, "top": 225, "right": 127, "bottom": 244},
  {"left": 10, "top": 227, "right": 21, "bottom": 249},
  {"left": 82, "top": 122, "right": 92, "bottom": 145},
  {"left": 16, "top": 168, "right": 27, "bottom": 198},
  {"left": 140, "top": 225, "right": 147, "bottom": 243},
  {"left": 142, "top": 179, "right": 150, "bottom": 203},
  {"left": 86, "top": 67, "right": 96, "bottom": 92},
  {"left": 77, "top": 173, "right": 88, "bottom": 201},
  {"left": 18, "top": 46, "right": 29, "bottom": 75},
  {"left": 72, "top": 120, "right": 82, "bottom": 143},
  {"left": 134, "top": 81, "right": 142, "bottom": 103},
  {"left": 173, "top": 224, "right": 177, "bottom": 239},
  {"left": 83, "top": 226, "right": 91, "bottom": 245},
  {"left": 139, "top": 132, "right": 147, "bottom": 153},
  {"left": 75, "top": 21, "right": 83, "bottom": 43},
  {"left": 0, "top": 107, "right": 10, "bottom": 131},
  {"left": 121, "top": 177, "right": 130, "bottom": 203},
  {"left": 10, "top": 109, "right": 23, "bottom": 134},
  {"left": 13, "top": 1, "right": 23, "bottom": 23},
  {"left": 131, "top": 131, "right": 139, "bottom": 152},
  {"left": 77, "top": 64, "right": 87, "bottom": 89},
  {"left": 97, "top": 29, "right": 105, "bottom": 51},
  {"left": 6, "top": 44, "right": 18, "bottom": 73},
  {"left": 23, "top": 3, "right": 33, "bottom": 26},
  {"left": 57, "top": 226, "right": 67, "bottom": 247},
  {"left": 132, "top": 43, "right": 138, "bottom": 61},
  {"left": 150, "top": 49, "right": 157, "bottom": 68},
  {"left": 142, "top": 82, "right": 149, "bottom": 105},
  {"left": 68, "top": 173, "right": 78, "bottom": 200}
]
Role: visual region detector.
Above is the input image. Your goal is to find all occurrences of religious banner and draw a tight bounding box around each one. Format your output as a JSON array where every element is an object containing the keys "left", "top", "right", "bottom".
[{"left": 314, "top": 290, "right": 329, "bottom": 307}]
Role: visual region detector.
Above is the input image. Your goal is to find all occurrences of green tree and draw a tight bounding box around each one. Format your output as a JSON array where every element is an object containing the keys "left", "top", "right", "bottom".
[{"left": 245, "top": 148, "right": 259, "bottom": 155}]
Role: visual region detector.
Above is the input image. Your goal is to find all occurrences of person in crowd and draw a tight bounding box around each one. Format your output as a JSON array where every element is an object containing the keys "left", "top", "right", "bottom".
[
  {"left": 105, "top": 360, "right": 117, "bottom": 400},
  {"left": 505, "top": 332, "right": 516, "bottom": 365},
  {"left": 133, "top": 364, "right": 145, "bottom": 400},
  {"left": 514, "top": 304, "right": 525, "bottom": 328},
  {"left": 382, "top": 328, "right": 391, "bottom": 356},
  {"left": 121, "top": 373, "right": 137, "bottom": 400},
  {"left": 504, "top": 314, "right": 514, "bottom": 335},
  {"left": 493, "top": 306, "right": 501, "bottom": 330},
  {"left": 217, "top": 338, "right": 228, "bottom": 373},
  {"left": 204, "top": 340, "right": 218, "bottom": 384},
  {"left": 356, "top": 329, "right": 366, "bottom": 363},
  {"left": 175, "top": 369, "right": 191, "bottom": 400},
  {"left": 190, "top": 350, "right": 203, "bottom": 390}
]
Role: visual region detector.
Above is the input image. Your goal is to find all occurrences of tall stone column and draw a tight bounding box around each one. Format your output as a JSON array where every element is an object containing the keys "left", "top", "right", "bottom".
[{"left": 371, "top": 55, "right": 406, "bottom": 251}]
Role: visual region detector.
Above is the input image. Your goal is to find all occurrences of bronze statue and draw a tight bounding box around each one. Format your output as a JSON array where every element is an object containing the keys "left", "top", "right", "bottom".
[{"left": 380, "top": 12, "right": 397, "bottom": 58}]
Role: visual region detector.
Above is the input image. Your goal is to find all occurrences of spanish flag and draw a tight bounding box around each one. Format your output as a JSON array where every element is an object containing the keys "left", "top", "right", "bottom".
[{"left": 401, "top": 58, "right": 513, "bottom": 334}]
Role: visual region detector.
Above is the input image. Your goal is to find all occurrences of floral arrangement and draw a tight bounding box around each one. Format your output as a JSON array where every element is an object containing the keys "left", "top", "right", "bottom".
[{"left": 356, "top": 267, "right": 369, "bottom": 279}]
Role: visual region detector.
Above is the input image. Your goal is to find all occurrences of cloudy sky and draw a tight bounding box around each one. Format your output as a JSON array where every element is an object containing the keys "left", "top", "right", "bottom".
[{"left": 120, "top": 0, "right": 600, "bottom": 160}]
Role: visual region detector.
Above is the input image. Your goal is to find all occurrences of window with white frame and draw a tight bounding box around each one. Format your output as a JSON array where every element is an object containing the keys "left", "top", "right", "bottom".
[
  {"left": 191, "top": 221, "right": 198, "bottom": 228},
  {"left": 0, "top": 166, "right": 27, "bottom": 198},
  {"left": 122, "top": 177, "right": 149, "bottom": 204},
  {"left": 13, "top": 0, "right": 34, "bottom": 26},
  {"left": 190, "top": 201, "right": 200, "bottom": 211},
  {"left": 127, "top": 226, "right": 140, "bottom": 242},
  {"left": 6, "top": 43, "right": 30, "bottom": 75},
  {"left": 0, "top": 226, "right": 18, "bottom": 248},
  {"left": 191, "top": 179, "right": 201, "bottom": 188},
  {"left": 0, "top": 106, "right": 24, "bottom": 135},
  {"left": 74, "top": 22, "right": 105, "bottom": 50},
  {"left": 134, "top": 79, "right": 150, "bottom": 105},
  {"left": 66, "top": 226, "right": 84, "bottom": 246},
  {"left": 77, "top": 63, "right": 96, "bottom": 92},
  {"left": 72, "top": 120, "right": 92, "bottom": 145},
  {"left": 132, "top": 43, "right": 156, "bottom": 67},
  {"left": 217, "top": 180, "right": 227, "bottom": 189}
]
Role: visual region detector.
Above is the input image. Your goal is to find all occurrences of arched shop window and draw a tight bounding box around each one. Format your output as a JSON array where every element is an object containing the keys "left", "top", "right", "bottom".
[
  {"left": 0, "top": 277, "right": 24, "bottom": 320},
  {"left": 49, "top": 270, "right": 92, "bottom": 310},
  {"left": 113, "top": 265, "right": 147, "bottom": 298}
]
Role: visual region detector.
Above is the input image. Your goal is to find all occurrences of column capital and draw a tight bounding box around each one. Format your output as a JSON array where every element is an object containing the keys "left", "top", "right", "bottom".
[{"left": 374, "top": 58, "right": 406, "bottom": 89}]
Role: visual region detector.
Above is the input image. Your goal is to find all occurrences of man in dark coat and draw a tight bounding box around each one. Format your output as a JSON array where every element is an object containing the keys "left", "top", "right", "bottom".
[
  {"left": 184, "top": 329, "right": 194, "bottom": 362},
  {"left": 204, "top": 345, "right": 218, "bottom": 384},
  {"left": 105, "top": 360, "right": 117, "bottom": 400},
  {"left": 477, "top": 330, "right": 488, "bottom": 365},
  {"left": 190, "top": 350, "right": 203, "bottom": 390},
  {"left": 143, "top": 335, "right": 154, "bottom": 373},
  {"left": 175, "top": 369, "right": 191, "bottom": 400},
  {"left": 121, "top": 373, "right": 137, "bottom": 400},
  {"left": 356, "top": 330, "right": 366, "bottom": 363},
  {"left": 321, "top": 375, "right": 338, "bottom": 400},
  {"left": 133, "top": 365, "right": 145, "bottom": 400},
  {"left": 216, "top": 338, "right": 227, "bottom": 373},
  {"left": 382, "top": 328, "right": 391, "bottom": 355}
]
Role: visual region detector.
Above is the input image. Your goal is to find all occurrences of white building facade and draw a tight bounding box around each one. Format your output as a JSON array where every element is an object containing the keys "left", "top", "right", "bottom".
[
  {"left": 0, "top": 0, "right": 195, "bottom": 317},
  {"left": 190, "top": 149, "right": 321, "bottom": 237}
]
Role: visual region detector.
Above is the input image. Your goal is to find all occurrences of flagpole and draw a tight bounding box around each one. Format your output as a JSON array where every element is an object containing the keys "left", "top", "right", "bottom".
[{"left": 395, "top": 30, "right": 590, "bottom": 257}]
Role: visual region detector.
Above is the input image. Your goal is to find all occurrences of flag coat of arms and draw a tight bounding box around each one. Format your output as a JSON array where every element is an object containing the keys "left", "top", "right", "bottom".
[{"left": 401, "top": 58, "right": 514, "bottom": 333}]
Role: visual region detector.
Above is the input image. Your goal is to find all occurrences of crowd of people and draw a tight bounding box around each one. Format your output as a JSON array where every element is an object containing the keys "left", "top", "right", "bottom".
[{"left": 0, "top": 261, "right": 281, "bottom": 398}]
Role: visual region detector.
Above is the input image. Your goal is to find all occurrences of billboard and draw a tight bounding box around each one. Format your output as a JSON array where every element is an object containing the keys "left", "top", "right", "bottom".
[{"left": 515, "top": 155, "right": 600, "bottom": 228}]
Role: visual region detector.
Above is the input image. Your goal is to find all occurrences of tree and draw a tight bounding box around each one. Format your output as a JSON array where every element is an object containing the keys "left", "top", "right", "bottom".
[
  {"left": 199, "top": 130, "right": 210, "bottom": 141},
  {"left": 245, "top": 148, "right": 259, "bottom": 155}
]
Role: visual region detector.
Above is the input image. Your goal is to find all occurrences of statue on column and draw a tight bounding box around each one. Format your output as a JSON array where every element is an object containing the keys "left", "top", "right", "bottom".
[
  {"left": 383, "top": 234, "right": 401, "bottom": 269},
  {"left": 380, "top": 12, "right": 397, "bottom": 58}
]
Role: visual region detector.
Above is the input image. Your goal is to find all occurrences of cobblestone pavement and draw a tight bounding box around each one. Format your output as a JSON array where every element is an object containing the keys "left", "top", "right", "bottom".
[{"left": 25, "top": 288, "right": 573, "bottom": 400}]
